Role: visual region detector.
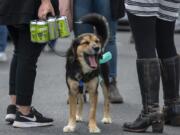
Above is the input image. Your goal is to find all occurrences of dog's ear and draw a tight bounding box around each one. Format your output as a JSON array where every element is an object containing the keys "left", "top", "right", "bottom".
[{"left": 71, "top": 38, "right": 81, "bottom": 59}]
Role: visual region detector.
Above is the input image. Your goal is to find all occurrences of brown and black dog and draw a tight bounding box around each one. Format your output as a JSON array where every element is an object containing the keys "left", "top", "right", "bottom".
[{"left": 63, "top": 14, "right": 112, "bottom": 133}]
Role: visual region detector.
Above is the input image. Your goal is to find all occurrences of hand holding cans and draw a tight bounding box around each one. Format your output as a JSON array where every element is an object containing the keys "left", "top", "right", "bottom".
[{"left": 30, "top": 16, "right": 70, "bottom": 43}]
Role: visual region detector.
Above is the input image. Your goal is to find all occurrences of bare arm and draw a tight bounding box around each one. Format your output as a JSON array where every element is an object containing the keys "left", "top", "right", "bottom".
[
  {"left": 59, "top": 0, "right": 73, "bottom": 31},
  {"left": 59, "top": 0, "right": 71, "bottom": 15},
  {"left": 38, "top": 0, "right": 55, "bottom": 20}
]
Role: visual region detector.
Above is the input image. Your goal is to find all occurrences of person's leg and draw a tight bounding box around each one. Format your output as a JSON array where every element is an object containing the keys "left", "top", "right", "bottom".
[
  {"left": 123, "top": 13, "right": 163, "bottom": 133},
  {"left": 7, "top": 26, "right": 19, "bottom": 104},
  {"left": 127, "top": 13, "right": 157, "bottom": 59},
  {"left": 15, "top": 25, "right": 44, "bottom": 109},
  {"left": 73, "top": 0, "right": 93, "bottom": 37},
  {"left": 0, "top": 25, "right": 8, "bottom": 61},
  {"left": 4, "top": 26, "right": 19, "bottom": 123},
  {"left": 156, "top": 19, "right": 180, "bottom": 126},
  {"left": 7, "top": 25, "right": 52, "bottom": 128},
  {"left": 94, "top": 0, "right": 123, "bottom": 103},
  {"left": 156, "top": 19, "right": 177, "bottom": 59}
]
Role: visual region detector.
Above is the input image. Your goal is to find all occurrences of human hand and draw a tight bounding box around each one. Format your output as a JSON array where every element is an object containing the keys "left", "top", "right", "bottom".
[{"left": 38, "top": 0, "right": 55, "bottom": 20}]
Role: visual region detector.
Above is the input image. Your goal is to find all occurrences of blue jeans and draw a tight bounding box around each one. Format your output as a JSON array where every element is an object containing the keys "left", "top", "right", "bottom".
[
  {"left": 0, "top": 25, "right": 8, "bottom": 52},
  {"left": 73, "top": 0, "right": 118, "bottom": 78}
]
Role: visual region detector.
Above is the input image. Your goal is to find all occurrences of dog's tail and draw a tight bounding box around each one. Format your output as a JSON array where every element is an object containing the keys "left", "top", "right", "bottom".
[{"left": 77, "top": 13, "right": 110, "bottom": 51}]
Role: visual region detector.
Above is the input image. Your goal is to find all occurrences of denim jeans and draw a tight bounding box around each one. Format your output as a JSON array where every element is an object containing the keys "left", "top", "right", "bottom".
[
  {"left": 73, "top": 0, "right": 118, "bottom": 78},
  {"left": 0, "top": 25, "right": 8, "bottom": 52}
]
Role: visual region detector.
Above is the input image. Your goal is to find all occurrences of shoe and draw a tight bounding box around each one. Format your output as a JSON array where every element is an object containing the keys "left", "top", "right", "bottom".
[
  {"left": 161, "top": 56, "right": 180, "bottom": 126},
  {"left": 13, "top": 107, "right": 53, "bottom": 128},
  {"left": 5, "top": 104, "right": 16, "bottom": 124},
  {"left": 109, "top": 78, "right": 123, "bottom": 103},
  {"left": 123, "top": 109, "right": 164, "bottom": 133},
  {"left": 123, "top": 58, "right": 164, "bottom": 133},
  {"left": 0, "top": 52, "right": 7, "bottom": 62},
  {"left": 163, "top": 102, "right": 180, "bottom": 126}
]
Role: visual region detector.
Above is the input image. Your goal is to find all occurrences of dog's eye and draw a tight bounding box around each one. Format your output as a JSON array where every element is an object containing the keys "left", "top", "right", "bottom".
[
  {"left": 95, "top": 40, "right": 100, "bottom": 43},
  {"left": 82, "top": 41, "right": 90, "bottom": 44}
]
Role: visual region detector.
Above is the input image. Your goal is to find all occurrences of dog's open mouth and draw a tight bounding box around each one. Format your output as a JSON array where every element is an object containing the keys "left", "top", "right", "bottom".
[{"left": 84, "top": 53, "right": 98, "bottom": 69}]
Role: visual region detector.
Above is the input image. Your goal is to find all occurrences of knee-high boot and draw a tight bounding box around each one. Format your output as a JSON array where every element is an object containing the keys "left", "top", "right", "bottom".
[
  {"left": 123, "top": 58, "right": 164, "bottom": 133},
  {"left": 161, "top": 55, "right": 180, "bottom": 126}
]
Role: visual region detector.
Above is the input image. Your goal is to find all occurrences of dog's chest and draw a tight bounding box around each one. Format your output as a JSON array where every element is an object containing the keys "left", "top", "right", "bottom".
[{"left": 73, "top": 69, "right": 99, "bottom": 83}]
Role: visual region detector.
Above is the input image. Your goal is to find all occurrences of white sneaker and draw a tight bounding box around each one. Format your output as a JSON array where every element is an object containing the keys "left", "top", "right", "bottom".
[{"left": 0, "top": 52, "right": 7, "bottom": 62}]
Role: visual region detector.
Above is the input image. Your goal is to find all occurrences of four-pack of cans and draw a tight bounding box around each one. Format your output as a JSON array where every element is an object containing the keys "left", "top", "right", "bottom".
[{"left": 30, "top": 16, "right": 70, "bottom": 43}]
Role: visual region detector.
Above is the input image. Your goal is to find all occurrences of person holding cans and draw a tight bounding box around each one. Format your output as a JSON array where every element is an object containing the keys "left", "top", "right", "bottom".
[
  {"left": 0, "top": 0, "right": 59, "bottom": 127},
  {"left": 59, "top": 0, "right": 124, "bottom": 104}
]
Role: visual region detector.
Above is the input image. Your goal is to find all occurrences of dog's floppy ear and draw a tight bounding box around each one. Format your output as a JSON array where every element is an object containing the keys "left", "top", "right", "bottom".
[{"left": 71, "top": 38, "right": 81, "bottom": 59}]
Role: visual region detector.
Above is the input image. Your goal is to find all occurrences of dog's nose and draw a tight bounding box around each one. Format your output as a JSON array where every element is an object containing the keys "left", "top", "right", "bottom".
[{"left": 93, "top": 47, "right": 100, "bottom": 52}]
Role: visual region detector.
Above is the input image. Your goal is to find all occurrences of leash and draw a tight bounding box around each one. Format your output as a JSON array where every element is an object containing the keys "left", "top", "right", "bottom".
[{"left": 47, "top": 42, "right": 67, "bottom": 57}]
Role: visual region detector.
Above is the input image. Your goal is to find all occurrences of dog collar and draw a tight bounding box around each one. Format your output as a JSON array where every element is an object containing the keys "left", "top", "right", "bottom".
[{"left": 82, "top": 69, "right": 99, "bottom": 82}]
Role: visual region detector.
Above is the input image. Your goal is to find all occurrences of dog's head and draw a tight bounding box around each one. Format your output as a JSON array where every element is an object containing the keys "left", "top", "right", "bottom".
[
  {"left": 67, "top": 13, "right": 109, "bottom": 74},
  {"left": 70, "top": 33, "right": 102, "bottom": 73}
]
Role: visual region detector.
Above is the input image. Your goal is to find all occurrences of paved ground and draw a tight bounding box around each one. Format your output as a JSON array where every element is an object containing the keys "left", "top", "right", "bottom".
[{"left": 0, "top": 32, "right": 180, "bottom": 135}]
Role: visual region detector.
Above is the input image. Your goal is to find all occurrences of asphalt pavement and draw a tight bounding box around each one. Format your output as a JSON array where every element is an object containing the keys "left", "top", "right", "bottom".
[{"left": 0, "top": 32, "right": 180, "bottom": 135}]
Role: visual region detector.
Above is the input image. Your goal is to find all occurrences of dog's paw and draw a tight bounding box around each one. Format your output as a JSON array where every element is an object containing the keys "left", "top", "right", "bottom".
[
  {"left": 89, "top": 126, "right": 101, "bottom": 133},
  {"left": 101, "top": 117, "right": 112, "bottom": 124},
  {"left": 63, "top": 125, "right": 75, "bottom": 133},
  {"left": 76, "top": 115, "right": 83, "bottom": 122}
]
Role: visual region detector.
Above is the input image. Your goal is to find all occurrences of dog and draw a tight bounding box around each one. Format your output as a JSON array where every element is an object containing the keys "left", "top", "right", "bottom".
[{"left": 63, "top": 13, "right": 112, "bottom": 133}]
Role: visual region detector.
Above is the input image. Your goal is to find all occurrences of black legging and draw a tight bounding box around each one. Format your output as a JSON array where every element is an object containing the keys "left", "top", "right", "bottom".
[
  {"left": 8, "top": 25, "right": 45, "bottom": 106},
  {"left": 127, "top": 12, "right": 177, "bottom": 59}
]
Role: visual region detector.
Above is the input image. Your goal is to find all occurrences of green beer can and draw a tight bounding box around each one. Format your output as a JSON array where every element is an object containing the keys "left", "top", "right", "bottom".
[
  {"left": 30, "top": 20, "right": 37, "bottom": 42},
  {"left": 47, "top": 17, "right": 59, "bottom": 40},
  {"left": 57, "top": 16, "right": 70, "bottom": 38},
  {"left": 36, "top": 20, "right": 49, "bottom": 43}
]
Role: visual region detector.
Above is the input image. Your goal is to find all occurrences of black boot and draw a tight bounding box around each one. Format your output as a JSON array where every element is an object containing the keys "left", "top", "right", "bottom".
[
  {"left": 123, "top": 58, "right": 164, "bottom": 133},
  {"left": 109, "top": 77, "right": 123, "bottom": 103},
  {"left": 161, "top": 56, "right": 180, "bottom": 126}
]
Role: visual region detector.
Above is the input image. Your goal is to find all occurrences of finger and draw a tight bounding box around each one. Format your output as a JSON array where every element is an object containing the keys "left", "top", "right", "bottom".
[
  {"left": 41, "top": 11, "right": 48, "bottom": 20},
  {"left": 38, "top": 15, "right": 43, "bottom": 20},
  {"left": 42, "top": 14, "right": 47, "bottom": 20},
  {"left": 38, "top": 11, "right": 41, "bottom": 19},
  {"left": 38, "top": 10, "right": 46, "bottom": 20},
  {"left": 38, "top": 14, "right": 46, "bottom": 20},
  {"left": 51, "top": 8, "right": 55, "bottom": 16}
]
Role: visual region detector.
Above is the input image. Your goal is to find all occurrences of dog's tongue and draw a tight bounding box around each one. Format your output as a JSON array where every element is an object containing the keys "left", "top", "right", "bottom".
[{"left": 88, "top": 56, "right": 97, "bottom": 68}]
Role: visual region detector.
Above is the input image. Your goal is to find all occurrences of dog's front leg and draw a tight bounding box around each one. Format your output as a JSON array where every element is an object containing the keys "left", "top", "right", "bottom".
[
  {"left": 63, "top": 79, "right": 79, "bottom": 133},
  {"left": 100, "top": 81, "right": 112, "bottom": 124},
  {"left": 76, "top": 94, "right": 83, "bottom": 122},
  {"left": 87, "top": 78, "right": 101, "bottom": 133},
  {"left": 63, "top": 94, "right": 77, "bottom": 133}
]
